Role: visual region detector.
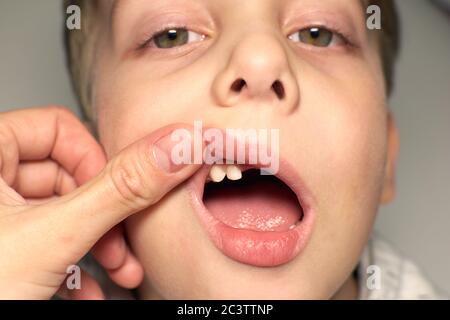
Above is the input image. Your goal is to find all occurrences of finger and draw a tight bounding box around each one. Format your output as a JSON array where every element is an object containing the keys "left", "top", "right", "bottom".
[
  {"left": 0, "top": 106, "right": 106, "bottom": 186},
  {"left": 13, "top": 160, "right": 77, "bottom": 198},
  {"left": 41, "top": 124, "right": 203, "bottom": 260},
  {"left": 26, "top": 196, "right": 59, "bottom": 205},
  {"left": 106, "top": 250, "right": 144, "bottom": 289},
  {"left": 91, "top": 225, "right": 144, "bottom": 289},
  {"left": 91, "top": 225, "right": 127, "bottom": 270},
  {"left": 0, "top": 178, "right": 26, "bottom": 206},
  {"left": 56, "top": 269, "right": 105, "bottom": 300}
]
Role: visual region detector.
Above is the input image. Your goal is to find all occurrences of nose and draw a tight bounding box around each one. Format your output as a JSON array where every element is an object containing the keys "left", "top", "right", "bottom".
[{"left": 212, "top": 34, "right": 299, "bottom": 113}]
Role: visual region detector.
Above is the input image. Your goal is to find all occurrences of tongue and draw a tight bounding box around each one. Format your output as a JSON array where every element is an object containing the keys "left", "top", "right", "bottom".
[{"left": 203, "top": 171, "right": 303, "bottom": 232}]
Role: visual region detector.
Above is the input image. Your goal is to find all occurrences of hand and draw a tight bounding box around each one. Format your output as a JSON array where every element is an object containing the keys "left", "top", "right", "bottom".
[{"left": 0, "top": 106, "right": 201, "bottom": 299}]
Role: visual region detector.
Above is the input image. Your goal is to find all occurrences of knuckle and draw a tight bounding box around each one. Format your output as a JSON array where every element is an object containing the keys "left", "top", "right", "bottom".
[
  {"left": 45, "top": 105, "right": 77, "bottom": 125},
  {"left": 0, "top": 119, "right": 14, "bottom": 142},
  {"left": 0, "top": 121, "right": 19, "bottom": 175},
  {"left": 47, "top": 105, "right": 77, "bottom": 122},
  {"left": 46, "top": 104, "right": 73, "bottom": 116},
  {"left": 107, "top": 153, "right": 158, "bottom": 209}
]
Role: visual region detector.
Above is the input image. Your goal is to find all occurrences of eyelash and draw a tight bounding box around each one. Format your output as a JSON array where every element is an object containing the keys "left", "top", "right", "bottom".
[
  {"left": 288, "top": 25, "right": 355, "bottom": 48},
  {"left": 137, "top": 24, "right": 355, "bottom": 51},
  {"left": 138, "top": 24, "right": 190, "bottom": 49}
]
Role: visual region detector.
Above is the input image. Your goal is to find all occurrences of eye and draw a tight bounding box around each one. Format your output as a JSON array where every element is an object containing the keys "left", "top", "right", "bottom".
[
  {"left": 288, "top": 27, "right": 344, "bottom": 48},
  {"left": 151, "top": 28, "right": 205, "bottom": 49}
]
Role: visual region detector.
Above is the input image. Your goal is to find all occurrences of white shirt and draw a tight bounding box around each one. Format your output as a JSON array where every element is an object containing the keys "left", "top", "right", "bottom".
[{"left": 357, "top": 235, "right": 446, "bottom": 299}]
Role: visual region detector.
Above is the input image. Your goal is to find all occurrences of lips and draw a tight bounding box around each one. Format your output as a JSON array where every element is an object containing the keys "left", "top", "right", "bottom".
[{"left": 187, "top": 158, "right": 315, "bottom": 268}]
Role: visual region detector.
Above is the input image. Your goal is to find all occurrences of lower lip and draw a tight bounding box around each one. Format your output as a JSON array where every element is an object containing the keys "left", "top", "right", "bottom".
[{"left": 187, "top": 166, "right": 315, "bottom": 268}]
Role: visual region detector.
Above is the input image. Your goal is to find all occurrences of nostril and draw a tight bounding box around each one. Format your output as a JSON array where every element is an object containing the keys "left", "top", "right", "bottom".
[
  {"left": 272, "top": 80, "right": 285, "bottom": 100},
  {"left": 231, "top": 79, "right": 246, "bottom": 92}
]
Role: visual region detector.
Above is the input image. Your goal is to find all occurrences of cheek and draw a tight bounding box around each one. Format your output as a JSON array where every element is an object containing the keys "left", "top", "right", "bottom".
[
  {"left": 316, "top": 89, "right": 387, "bottom": 239},
  {"left": 299, "top": 55, "right": 388, "bottom": 211},
  {"left": 94, "top": 53, "right": 216, "bottom": 156},
  {"left": 285, "top": 67, "right": 388, "bottom": 297},
  {"left": 123, "top": 188, "right": 202, "bottom": 298},
  {"left": 310, "top": 69, "right": 387, "bottom": 261}
]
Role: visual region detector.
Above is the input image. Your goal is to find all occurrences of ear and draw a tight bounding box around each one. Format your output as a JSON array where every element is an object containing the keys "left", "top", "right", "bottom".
[{"left": 380, "top": 112, "right": 399, "bottom": 204}]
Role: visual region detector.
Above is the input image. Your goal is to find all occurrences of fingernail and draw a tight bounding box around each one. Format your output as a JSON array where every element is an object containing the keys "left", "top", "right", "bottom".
[{"left": 152, "top": 131, "right": 189, "bottom": 173}]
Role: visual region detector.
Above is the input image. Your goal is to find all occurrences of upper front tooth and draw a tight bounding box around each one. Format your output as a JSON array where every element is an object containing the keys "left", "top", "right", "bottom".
[
  {"left": 226, "top": 165, "right": 242, "bottom": 181},
  {"left": 209, "top": 165, "right": 227, "bottom": 182}
]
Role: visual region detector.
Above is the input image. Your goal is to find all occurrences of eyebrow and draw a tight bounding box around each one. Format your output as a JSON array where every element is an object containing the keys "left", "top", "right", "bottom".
[{"left": 111, "top": 0, "right": 138, "bottom": 31}]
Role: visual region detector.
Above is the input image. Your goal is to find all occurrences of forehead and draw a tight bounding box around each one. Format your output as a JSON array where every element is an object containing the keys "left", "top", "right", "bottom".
[{"left": 110, "top": 0, "right": 367, "bottom": 18}]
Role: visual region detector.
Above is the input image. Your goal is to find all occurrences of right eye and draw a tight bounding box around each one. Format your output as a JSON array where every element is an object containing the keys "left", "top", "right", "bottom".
[{"left": 151, "top": 28, "right": 205, "bottom": 49}]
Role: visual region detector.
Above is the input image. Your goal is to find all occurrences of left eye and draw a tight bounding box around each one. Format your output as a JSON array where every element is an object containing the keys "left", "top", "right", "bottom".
[
  {"left": 151, "top": 28, "right": 205, "bottom": 49},
  {"left": 288, "top": 27, "right": 343, "bottom": 47}
]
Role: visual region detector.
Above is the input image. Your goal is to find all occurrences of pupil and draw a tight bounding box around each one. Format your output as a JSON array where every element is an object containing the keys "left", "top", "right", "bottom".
[
  {"left": 310, "top": 28, "right": 320, "bottom": 39},
  {"left": 167, "top": 30, "right": 178, "bottom": 41}
]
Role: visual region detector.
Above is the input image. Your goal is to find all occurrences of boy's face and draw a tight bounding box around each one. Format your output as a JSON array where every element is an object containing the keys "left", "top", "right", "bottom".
[{"left": 92, "top": 0, "right": 397, "bottom": 299}]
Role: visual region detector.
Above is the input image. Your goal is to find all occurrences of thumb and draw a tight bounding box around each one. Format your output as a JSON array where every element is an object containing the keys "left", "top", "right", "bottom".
[{"left": 43, "top": 124, "right": 202, "bottom": 249}]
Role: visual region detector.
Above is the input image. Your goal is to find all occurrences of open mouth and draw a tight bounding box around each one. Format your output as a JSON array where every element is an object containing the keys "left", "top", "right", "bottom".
[
  {"left": 203, "top": 167, "right": 304, "bottom": 232},
  {"left": 188, "top": 161, "right": 314, "bottom": 268}
]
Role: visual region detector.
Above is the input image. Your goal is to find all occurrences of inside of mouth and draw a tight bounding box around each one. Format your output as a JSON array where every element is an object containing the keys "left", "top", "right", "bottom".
[{"left": 203, "top": 169, "right": 304, "bottom": 232}]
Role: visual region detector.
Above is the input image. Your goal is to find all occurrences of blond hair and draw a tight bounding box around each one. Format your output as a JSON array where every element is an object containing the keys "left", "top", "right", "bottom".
[{"left": 64, "top": 0, "right": 100, "bottom": 120}]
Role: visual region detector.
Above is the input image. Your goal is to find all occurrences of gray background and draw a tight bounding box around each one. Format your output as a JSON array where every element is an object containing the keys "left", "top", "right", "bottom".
[{"left": 0, "top": 1, "right": 449, "bottom": 295}]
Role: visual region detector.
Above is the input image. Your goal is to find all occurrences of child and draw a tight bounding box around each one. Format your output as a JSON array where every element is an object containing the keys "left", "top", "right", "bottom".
[{"left": 0, "top": 0, "right": 443, "bottom": 299}]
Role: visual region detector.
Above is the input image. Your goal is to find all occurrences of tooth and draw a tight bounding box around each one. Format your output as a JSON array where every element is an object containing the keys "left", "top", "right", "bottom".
[
  {"left": 226, "top": 165, "right": 242, "bottom": 181},
  {"left": 209, "top": 165, "right": 226, "bottom": 182}
]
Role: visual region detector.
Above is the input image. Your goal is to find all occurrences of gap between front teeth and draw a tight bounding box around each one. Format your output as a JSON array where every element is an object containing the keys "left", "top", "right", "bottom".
[
  {"left": 209, "top": 164, "right": 242, "bottom": 182},
  {"left": 226, "top": 165, "right": 242, "bottom": 181}
]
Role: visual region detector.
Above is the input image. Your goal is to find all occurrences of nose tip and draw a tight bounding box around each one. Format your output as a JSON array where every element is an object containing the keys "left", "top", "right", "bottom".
[
  {"left": 213, "top": 34, "right": 299, "bottom": 112},
  {"left": 230, "top": 36, "right": 288, "bottom": 101}
]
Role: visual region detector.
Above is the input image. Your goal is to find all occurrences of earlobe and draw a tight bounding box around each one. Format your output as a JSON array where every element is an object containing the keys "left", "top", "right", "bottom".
[{"left": 380, "top": 112, "right": 399, "bottom": 204}]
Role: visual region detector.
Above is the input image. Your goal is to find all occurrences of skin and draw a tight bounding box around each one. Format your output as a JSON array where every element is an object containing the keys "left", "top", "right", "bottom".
[
  {"left": 0, "top": 105, "right": 205, "bottom": 299},
  {"left": 0, "top": 0, "right": 397, "bottom": 299},
  {"left": 85, "top": 0, "right": 399, "bottom": 299}
]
